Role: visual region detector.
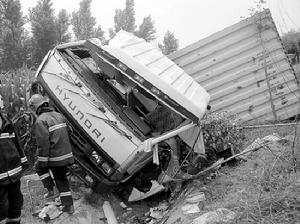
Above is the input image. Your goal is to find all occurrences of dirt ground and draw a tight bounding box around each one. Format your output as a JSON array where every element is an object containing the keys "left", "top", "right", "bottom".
[{"left": 2, "top": 125, "right": 299, "bottom": 224}]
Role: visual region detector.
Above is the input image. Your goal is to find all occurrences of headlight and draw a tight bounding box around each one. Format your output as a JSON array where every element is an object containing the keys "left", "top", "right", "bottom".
[
  {"left": 91, "top": 151, "right": 102, "bottom": 164},
  {"left": 102, "top": 162, "right": 113, "bottom": 175},
  {"left": 91, "top": 151, "right": 113, "bottom": 175}
]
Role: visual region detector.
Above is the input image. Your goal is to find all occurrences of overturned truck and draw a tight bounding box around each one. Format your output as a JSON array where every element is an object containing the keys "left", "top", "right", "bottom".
[{"left": 33, "top": 31, "right": 210, "bottom": 201}]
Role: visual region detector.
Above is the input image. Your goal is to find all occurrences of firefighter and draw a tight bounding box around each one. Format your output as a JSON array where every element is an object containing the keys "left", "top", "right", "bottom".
[
  {"left": 0, "top": 95, "right": 28, "bottom": 224},
  {"left": 28, "top": 94, "right": 74, "bottom": 214}
]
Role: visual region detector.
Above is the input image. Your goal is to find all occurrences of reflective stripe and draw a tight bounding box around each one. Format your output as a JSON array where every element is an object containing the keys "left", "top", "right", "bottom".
[
  {"left": 0, "top": 166, "right": 22, "bottom": 180},
  {"left": 60, "top": 191, "right": 72, "bottom": 197},
  {"left": 6, "top": 217, "right": 21, "bottom": 222},
  {"left": 0, "top": 133, "right": 15, "bottom": 139},
  {"left": 49, "top": 152, "right": 73, "bottom": 162},
  {"left": 0, "top": 172, "right": 8, "bottom": 180},
  {"left": 38, "top": 156, "right": 49, "bottom": 162},
  {"left": 39, "top": 173, "right": 51, "bottom": 180},
  {"left": 21, "top": 157, "right": 27, "bottom": 163},
  {"left": 49, "top": 123, "right": 67, "bottom": 132},
  {"left": 8, "top": 166, "right": 22, "bottom": 176}
]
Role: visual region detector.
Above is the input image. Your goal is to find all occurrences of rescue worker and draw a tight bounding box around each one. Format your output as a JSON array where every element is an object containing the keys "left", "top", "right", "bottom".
[
  {"left": 0, "top": 94, "right": 28, "bottom": 224},
  {"left": 28, "top": 94, "right": 74, "bottom": 214}
]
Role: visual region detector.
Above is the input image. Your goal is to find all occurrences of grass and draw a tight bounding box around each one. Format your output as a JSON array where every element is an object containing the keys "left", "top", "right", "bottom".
[{"left": 187, "top": 126, "right": 300, "bottom": 224}]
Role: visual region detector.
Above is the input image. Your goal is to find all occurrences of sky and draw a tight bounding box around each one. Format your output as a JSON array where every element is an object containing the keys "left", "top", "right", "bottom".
[{"left": 20, "top": 0, "right": 300, "bottom": 49}]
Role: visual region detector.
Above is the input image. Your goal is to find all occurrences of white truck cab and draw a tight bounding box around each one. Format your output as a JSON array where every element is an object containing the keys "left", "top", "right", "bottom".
[{"left": 33, "top": 31, "right": 210, "bottom": 200}]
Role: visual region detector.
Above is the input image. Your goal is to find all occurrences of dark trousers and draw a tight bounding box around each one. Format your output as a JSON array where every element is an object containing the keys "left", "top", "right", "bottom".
[
  {"left": 0, "top": 180, "right": 23, "bottom": 221},
  {"left": 36, "top": 166, "right": 73, "bottom": 207}
]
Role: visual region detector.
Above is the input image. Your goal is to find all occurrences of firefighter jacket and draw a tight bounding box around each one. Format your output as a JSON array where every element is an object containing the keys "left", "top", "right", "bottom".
[
  {"left": 0, "top": 112, "right": 28, "bottom": 185},
  {"left": 34, "top": 107, "right": 74, "bottom": 167}
]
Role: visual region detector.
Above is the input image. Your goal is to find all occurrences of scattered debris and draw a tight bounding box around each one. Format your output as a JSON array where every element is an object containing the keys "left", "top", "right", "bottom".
[
  {"left": 103, "top": 201, "right": 119, "bottom": 224},
  {"left": 149, "top": 208, "right": 164, "bottom": 220},
  {"left": 37, "top": 202, "right": 62, "bottom": 221},
  {"left": 120, "top": 202, "right": 128, "bottom": 209},
  {"left": 185, "top": 192, "right": 206, "bottom": 203},
  {"left": 150, "top": 203, "right": 168, "bottom": 219},
  {"left": 181, "top": 203, "right": 200, "bottom": 214},
  {"left": 192, "top": 208, "right": 236, "bottom": 224}
]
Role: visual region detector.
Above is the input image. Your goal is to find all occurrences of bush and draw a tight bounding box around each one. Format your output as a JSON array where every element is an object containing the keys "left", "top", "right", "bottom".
[
  {"left": 0, "top": 67, "right": 35, "bottom": 118},
  {"left": 200, "top": 111, "right": 245, "bottom": 160}
]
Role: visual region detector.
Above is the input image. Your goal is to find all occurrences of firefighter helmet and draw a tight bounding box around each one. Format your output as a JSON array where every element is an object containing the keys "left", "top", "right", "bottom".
[{"left": 28, "top": 94, "right": 48, "bottom": 112}]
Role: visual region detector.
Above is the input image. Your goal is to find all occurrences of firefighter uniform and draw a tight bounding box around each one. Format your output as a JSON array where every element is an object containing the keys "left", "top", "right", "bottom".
[
  {"left": 0, "top": 112, "right": 28, "bottom": 224},
  {"left": 33, "top": 105, "right": 74, "bottom": 211}
]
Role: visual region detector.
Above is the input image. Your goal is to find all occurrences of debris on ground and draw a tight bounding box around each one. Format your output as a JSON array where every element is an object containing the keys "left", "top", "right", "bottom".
[
  {"left": 147, "top": 201, "right": 169, "bottom": 221},
  {"left": 103, "top": 201, "right": 119, "bottom": 224},
  {"left": 185, "top": 192, "right": 206, "bottom": 204},
  {"left": 181, "top": 203, "right": 200, "bottom": 214},
  {"left": 192, "top": 208, "right": 236, "bottom": 224},
  {"left": 119, "top": 202, "right": 128, "bottom": 209},
  {"left": 34, "top": 202, "right": 62, "bottom": 221}
]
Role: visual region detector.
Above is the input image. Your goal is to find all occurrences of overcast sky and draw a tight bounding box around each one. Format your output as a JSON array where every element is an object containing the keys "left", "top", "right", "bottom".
[{"left": 20, "top": 0, "right": 300, "bottom": 49}]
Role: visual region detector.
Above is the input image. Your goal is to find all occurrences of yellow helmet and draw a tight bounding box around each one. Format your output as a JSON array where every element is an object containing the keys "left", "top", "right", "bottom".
[{"left": 28, "top": 94, "right": 48, "bottom": 112}]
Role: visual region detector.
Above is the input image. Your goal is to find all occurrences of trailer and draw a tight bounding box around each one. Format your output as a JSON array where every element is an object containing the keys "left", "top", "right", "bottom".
[{"left": 169, "top": 9, "right": 300, "bottom": 124}]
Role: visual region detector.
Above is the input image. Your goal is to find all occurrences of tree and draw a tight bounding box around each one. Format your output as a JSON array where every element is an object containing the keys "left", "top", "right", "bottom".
[
  {"left": 55, "top": 9, "right": 71, "bottom": 44},
  {"left": 71, "top": 0, "right": 104, "bottom": 40},
  {"left": 159, "top": 31, "right": 179, "bottom": 55},
  {"left": 135, "top": 15, "right": 156, "bottom": 42},
  {"left": 0, "top": 0, "right": 27, "bottom": 70},
  {"left": 109, "top": 0, "right": 157, "bottom": 42},
  {"left": 108, "top": 28, "right": 116, "bottom": 39},
  {"left": 114, "top": 0, "right": 136, "bottom": 33},
  {"left": 281, "top": 29, "right": 300, "bottom": 50},
  {"left": 29, "top": 0, "right": 57, "bottom": 65}
]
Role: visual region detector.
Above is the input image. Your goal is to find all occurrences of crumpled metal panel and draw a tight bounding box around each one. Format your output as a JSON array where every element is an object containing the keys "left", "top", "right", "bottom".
[{"left": 169, "top": 9, "right": 300, "bottom": 124}]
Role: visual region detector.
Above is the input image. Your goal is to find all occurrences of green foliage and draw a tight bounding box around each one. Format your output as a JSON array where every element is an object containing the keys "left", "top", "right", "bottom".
[
  {"left": 111, "top": 0, "right": 157, "bottom": 43},
  {"left": 200, "top": 111, "right": 245, "bottom": 160},
  {"left": 29, "top": 0, "right": 57, "bottom": 65},
  {"left": 281, "top": 29, "right": 300, "bottom": 50},
  {"left": 108, "top": 27, "right": 116, "bottom": 39},
  {"left": 0, "top": 67, "right": 35, "bottom": 117},
  {"left": 71, "top": 0, "right": 95, "bottom": 39},
  {"left": 94, "top": 25, "right": 106, "bottom": 45},
  {"left": 71, "top": 0, "right": 104, "bottom": 41},
  {"left": 158, "top": 30, "right": 179, "bottom": 55},
  {"left": 135, "top": 15, "right": 156, "bottom": 42},
  {"left": 0, "top": 0, "right": 27, "bottom": 70},
  {"left": 55, "top": 9, "right": 71, "bottom": 44},
  {"left": 114, "top": 0, "right": 136, "bottom": 33}
]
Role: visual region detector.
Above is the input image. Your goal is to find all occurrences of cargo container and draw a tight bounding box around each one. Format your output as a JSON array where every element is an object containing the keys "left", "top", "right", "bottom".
[{"left": 169, "top": 9, "right": 300, "bottom": 124}]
